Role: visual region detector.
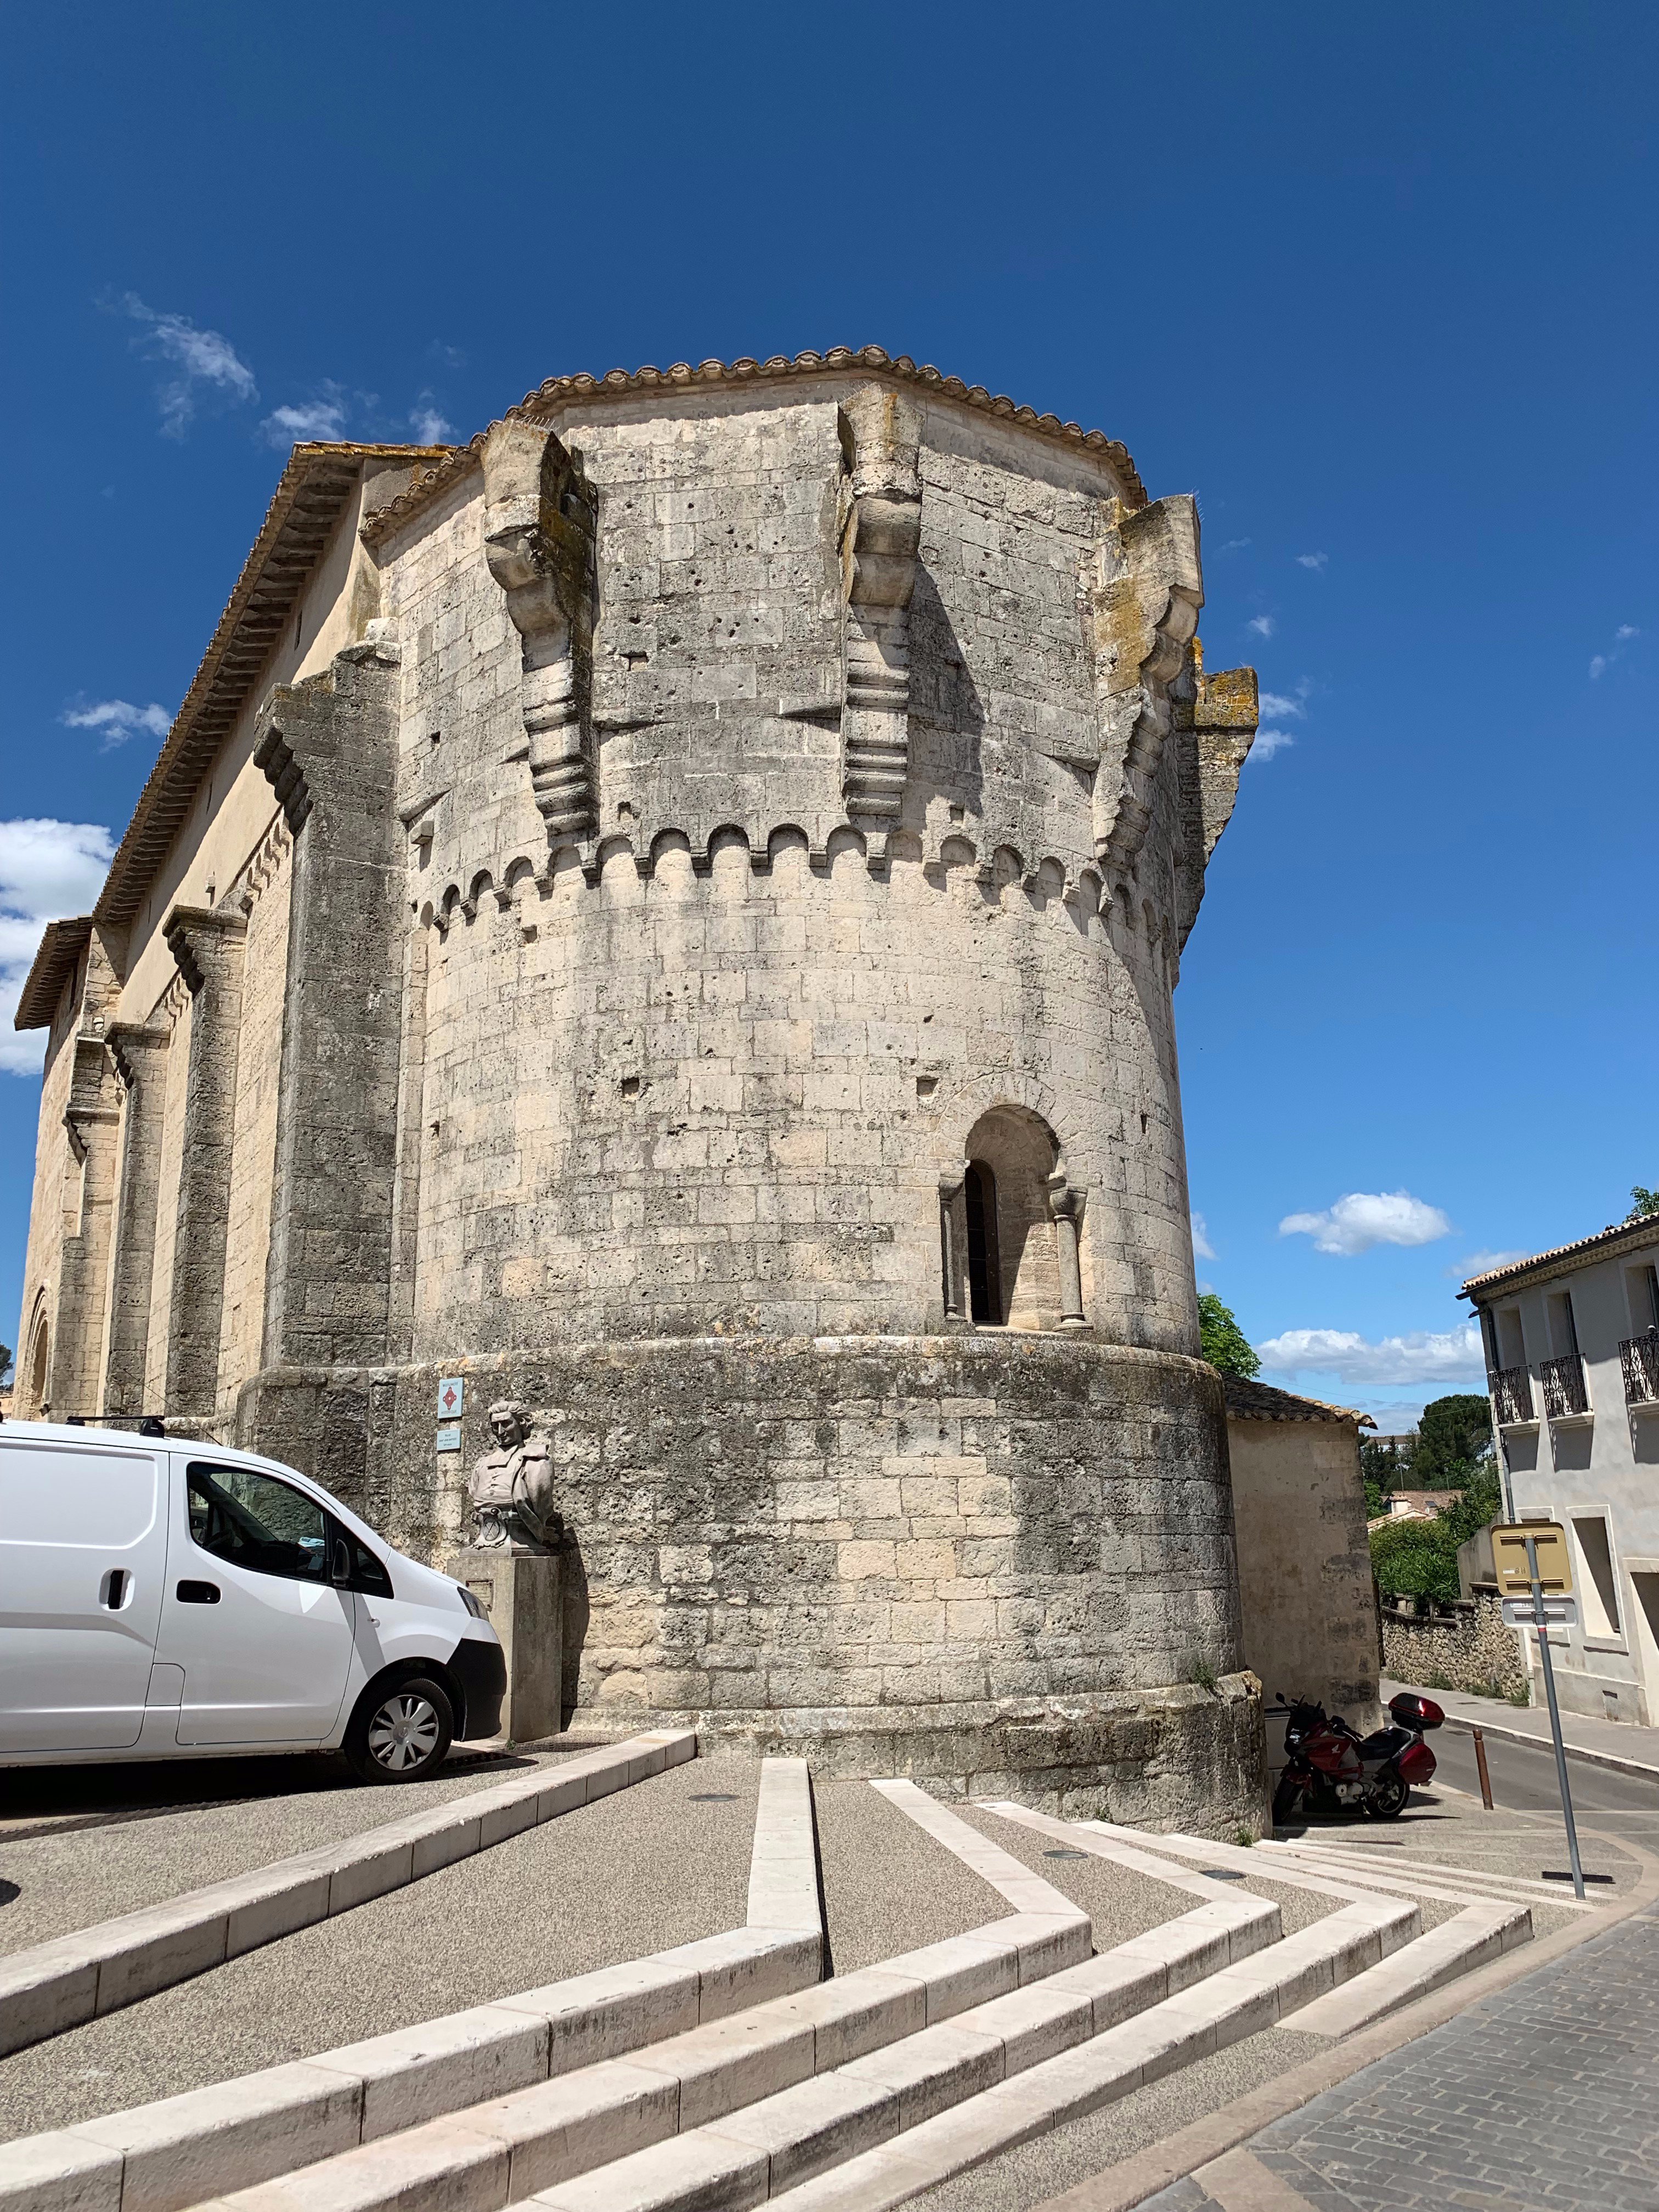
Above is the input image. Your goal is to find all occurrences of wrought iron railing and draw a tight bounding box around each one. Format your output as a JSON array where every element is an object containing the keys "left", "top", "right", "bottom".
[
  {"left": 1539, "top": 1353, "right": 1589, "bottom": 1419},
  {"left": 1622, "top": 1330, "right": 1659, "bottom": 1407},
  {"left": 1491, "top": 1364, "right": 1534, "bottom": 1426}
]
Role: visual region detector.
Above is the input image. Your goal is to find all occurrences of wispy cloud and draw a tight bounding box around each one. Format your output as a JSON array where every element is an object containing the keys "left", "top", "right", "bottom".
[
  {"left": 1248, "top": 614, "right": 1276, "bottom": 639},
  {"left": 261, "top": 387, "right": 348, "bottom": 445},
  {"left": 61, "top": 698, "right": 171, "bottom": 751},
  {"left": 1257, "top": 686, "right": 1310, "bottom": 723},
  {"left": 1257, "top": 1323, "right": 1485, "bottom": 1387},
  {"left": 1457, "top": 1247, "right": 1531, "bottom": 1279},
  {"left": 112, "top": 293, "right": 257, "bottom": 437},
  {"left": 1295, "top": 551, "right": 1328, "bottom": 571},
  {"left": 1217, "top": 537, "right": 1251, "bottom": 554},
  {"left": 1279, "top": 1189, "right": 1451, "bottom": 1256},
  {"left": 416, "top": 398, "right": 462, "bottom": 444},
  {"left": 0, "top": 819, "right": 116, "bottom": 1074},
  {"left": 1249, "top": 728, "right": 1295, "bottom": 763},
  {"left": 1190, "top": 1211, "right": 1216, "bottom": 1261},
  {"left": 1590, "top": 623, "right": 1640, "bottom": 680}
]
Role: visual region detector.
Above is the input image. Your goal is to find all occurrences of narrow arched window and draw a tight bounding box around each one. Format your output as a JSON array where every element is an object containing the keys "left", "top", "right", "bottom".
[{"left": 964, "top": 1160, "right": 1002, "bottom": 1325}]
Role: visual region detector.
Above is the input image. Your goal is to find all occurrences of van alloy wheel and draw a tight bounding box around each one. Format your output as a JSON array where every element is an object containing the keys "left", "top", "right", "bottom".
[{"left": 367, "top": 1690, "right": 442, "bottom": 1771}]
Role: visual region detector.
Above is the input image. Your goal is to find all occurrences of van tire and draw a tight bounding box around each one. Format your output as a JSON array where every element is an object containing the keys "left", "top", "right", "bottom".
[{"left": 345, "top": 1673, "right": 454, "bottom": 1784}]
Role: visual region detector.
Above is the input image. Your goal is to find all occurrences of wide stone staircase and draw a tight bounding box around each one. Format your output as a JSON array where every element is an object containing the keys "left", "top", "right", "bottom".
[{"left": 0, "top": 1755, "right": 1562, "bottom": 2212}]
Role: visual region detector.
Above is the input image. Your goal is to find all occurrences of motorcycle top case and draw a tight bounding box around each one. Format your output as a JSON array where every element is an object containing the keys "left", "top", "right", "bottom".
[{"left": 1387, "top": 1691, "right": 1444, "bottom": 1731}]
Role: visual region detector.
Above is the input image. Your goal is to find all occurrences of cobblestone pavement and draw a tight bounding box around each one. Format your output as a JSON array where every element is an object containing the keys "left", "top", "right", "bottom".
[{"left": 1140, "top": 1898, "right": 1659, "bottom": 2212}]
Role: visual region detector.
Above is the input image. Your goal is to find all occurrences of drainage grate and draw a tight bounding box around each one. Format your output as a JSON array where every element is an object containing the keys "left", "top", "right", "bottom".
[
  {"left": 688, "top": 1792, "right": 739, "bottom": 1802},
  {"left": 1043, "top": 1848, "right": 1087, "bottom": 1859},
  {"left": 1199, "top": 1869, "right": 1246, "bottom": 1881}
]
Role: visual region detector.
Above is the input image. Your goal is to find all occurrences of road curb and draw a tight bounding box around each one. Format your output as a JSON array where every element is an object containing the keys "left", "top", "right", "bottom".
[
  {"left": 1437, "top": 1709, "right": 1659, "bottom": 1786},
  {"left": 0, "top": 1729, "right": 695, "bottom": 2061}
]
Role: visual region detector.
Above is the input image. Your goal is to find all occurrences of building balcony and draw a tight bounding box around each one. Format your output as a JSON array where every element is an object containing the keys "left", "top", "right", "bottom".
[
  {"left": 1622, "top": 1329, "right": 1659, "bottom": 1408},
  {"left": 1491, "top": 1364, "right": 1535, "bottom": 1427},
  {"left": 1539, "top": 1353, "right": 1590, "bottom": 1421}
]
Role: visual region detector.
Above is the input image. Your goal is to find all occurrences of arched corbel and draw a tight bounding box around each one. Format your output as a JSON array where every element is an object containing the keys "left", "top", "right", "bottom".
[
  {"left": 482, "top": 417, "right": 599, "bottom": 851},
  {"left": 1088, "top": 494, "right": 1203, "bottom": 874},
  {"left": 839, "top": 385, "right": 923, "bottom": 871}
]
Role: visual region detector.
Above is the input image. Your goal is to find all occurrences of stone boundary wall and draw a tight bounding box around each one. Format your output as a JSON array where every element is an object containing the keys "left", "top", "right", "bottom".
[
  {"left": 238, "top": 1331, "right": 1265, "bottom": 1832},
  {"left": 1380, "top": 1595, "right": 1530, "bottom": 1703}
]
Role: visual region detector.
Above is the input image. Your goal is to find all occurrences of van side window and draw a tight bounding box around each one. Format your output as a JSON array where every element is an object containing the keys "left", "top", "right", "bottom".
[
  {"left": 188, "top": 1464, "right": 328, "bottom": 1583},
  {"left": 348, "top": 1537, "right": 393, "bottom": 1599}
]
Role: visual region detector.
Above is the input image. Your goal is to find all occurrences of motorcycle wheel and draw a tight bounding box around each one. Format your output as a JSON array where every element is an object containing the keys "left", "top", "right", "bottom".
[
  {"left": 1272, "top": 1775, "right": 1305, "bottom": 1825},
  {"left": 1365, "top": 1767, "right": 1409, "bottom": 1820}
]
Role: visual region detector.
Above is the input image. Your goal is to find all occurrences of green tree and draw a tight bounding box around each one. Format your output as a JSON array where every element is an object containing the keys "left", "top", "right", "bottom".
[
  {"left": 1628, "top": 1185, "right": 1659, "bottom": 1221},
  {"left": 1198, "top": 1294, "right": 1260, "bottom": 1380},
  {"left": 1360, "top": 1433, "right": 1410, "bottom": 1518},
  {"left": 1410, "top": 1393, "right": 1495, "bottom": 1488},
  {"left": 1369, "top": 1455, "right": 1502, "bottom": 1604},
  {"left": 0, "top": 1342, "right": 10, "bottom": 1386}
]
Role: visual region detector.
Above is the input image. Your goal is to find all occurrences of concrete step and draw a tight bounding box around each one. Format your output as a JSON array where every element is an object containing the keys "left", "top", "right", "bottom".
[
  {"left": 1289, "top": 1899, "right": 1531, "bottom": 2038},
  {"left": 0, "top": 1732, "right": 697, "bottom": 2061},
  {"left": 529, "top": 1897, "right": 1413, "bottom": 2210}
]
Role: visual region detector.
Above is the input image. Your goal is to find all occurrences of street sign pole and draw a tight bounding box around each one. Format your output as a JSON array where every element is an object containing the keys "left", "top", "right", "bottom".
[{"left": 1526, "top": 1532, "right": 1586, "bottom": 1900}]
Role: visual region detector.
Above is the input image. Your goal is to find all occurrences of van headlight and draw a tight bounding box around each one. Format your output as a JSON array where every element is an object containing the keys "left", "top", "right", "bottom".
[{"left": 456, "top": 1584, "right": 488, "bottom": 1621}]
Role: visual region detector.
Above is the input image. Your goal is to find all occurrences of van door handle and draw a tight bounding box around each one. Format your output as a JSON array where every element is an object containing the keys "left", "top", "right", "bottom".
[
  {"left": 176, "top": 1580, "right": 221, "bottom": 1605},
  {"left": 100, "top": 1569, "right": 129, "bottom": 1609}
]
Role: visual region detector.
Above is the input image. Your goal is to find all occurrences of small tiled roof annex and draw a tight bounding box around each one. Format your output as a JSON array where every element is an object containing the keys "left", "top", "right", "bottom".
[
  {"left": 360, "top": 345, "right": 1149, "bottom": 549},
  {"left": 1459, "top": 1213, "right": 1659, "bottom": 1300},
  {"left": 1221, "top": 1375, "right": 1370, "bottom": 1426},
  {"left": 13, "top": 916, "right": 93, "bottom": 1032}
]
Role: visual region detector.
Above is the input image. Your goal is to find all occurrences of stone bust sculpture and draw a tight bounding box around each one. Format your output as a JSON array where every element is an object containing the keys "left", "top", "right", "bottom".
[{"left": 466, "top": 1401, "right": 560, "bottom": 1551}]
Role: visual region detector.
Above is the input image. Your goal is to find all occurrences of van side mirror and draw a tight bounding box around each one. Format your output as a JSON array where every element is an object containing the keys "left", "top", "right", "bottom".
[{"left": 330, "top": 1538, "right": 352, "bottom": 1586}]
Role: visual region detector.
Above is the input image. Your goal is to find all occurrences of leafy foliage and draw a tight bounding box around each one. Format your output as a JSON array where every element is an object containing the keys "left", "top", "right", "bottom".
[
  {"left": 1198, "top": 1294, "right": 1260, "bottom": 1380},
  {"left": 0, "top": 1342, "right": 10, "bottom": 1387},
  {"left": 1411, "top": 1392, "right": 1496, "bottom": 1488},
  {"left": 1369, "top": 1452, "right": 1503, "bottom": 1605},
  {"left": 1628, "top": 1184, "right": 1659, "bottom": 1221}
]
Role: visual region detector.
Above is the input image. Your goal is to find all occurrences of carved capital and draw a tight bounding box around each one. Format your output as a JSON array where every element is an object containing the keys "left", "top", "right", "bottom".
[
  {"left": 1088, "top": 494, "right": 1203, "bottom": 873},
  {"left": 482, "top": 419, "right": 599, "bottom": 848}
]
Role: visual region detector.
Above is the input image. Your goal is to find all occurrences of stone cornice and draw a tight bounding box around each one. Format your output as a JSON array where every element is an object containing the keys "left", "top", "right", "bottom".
[{"left": 361, "top": 347, "right": 1148, "bottom": 549}]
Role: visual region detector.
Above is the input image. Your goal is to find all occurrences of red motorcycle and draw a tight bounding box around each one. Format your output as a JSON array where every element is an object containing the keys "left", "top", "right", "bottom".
[{"left": 1270, "top": 1690, "right": 1443, "bottom": 1824}]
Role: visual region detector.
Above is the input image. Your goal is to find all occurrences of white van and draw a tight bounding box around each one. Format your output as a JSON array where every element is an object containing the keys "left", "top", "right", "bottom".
[{"left": 0, "top": 1421, "right": 504, "bottom": 1783}]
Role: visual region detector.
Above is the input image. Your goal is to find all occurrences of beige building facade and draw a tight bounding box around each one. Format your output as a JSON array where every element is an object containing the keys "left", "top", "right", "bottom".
[
  {"left": 14, "top": 348, "right": 1265, "bottom": 1825},
  {"left": 1464, "top": 1217, "right": 1659, "bottom": 1724}
]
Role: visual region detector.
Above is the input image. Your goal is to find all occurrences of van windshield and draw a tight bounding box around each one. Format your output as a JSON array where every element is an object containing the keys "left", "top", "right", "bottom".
[{"left": 187, "top": 1464, "right": 329, "bottom": 1583}]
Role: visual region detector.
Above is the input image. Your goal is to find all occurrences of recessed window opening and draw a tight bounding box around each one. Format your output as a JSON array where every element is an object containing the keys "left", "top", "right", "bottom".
[
  {"left": 1573, "top": 1516, "right": 1622, "bottom": 1639},
  {"left": 964, "top": 1161, "right": 1001, "bottom": 1324},
  {"left": 1496, "top": 1305, "right": 1527, "bottom": 1370},
  {"left": 1626, "top": 1263, "right": 1659, "bottom": 1335},
  {"left": 28, "top": 1319, "right": 49, "bottom": 1413},
  {"left": 1548, "top": 1290, "right": 1581, "bottom": 1360}
]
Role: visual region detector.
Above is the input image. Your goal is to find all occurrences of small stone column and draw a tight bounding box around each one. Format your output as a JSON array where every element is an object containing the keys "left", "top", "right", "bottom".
[
  {"left": 1048, "top": 1173, "right": 1088, "bottom": 1329},
  {"left": 55, "top": 1036, "right": 122, "bottom": 1417},
  {"left": 938, "top": 1177, "right": 966, "bottom": 1324},
  {"left": 445, "top": 1549, "right": 563, "bottom": 1744},
  {"left": 162, "top": 907, "right": 247, "bottom": 1417},
  {"left": 103, "top": 1023, "right": 171, "bottom": 1415}
]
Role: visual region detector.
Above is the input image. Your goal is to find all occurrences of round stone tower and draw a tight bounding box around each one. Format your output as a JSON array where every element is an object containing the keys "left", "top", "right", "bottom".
[{"left": 240, "top": 349, "right": 1263, "bottom": 1827}]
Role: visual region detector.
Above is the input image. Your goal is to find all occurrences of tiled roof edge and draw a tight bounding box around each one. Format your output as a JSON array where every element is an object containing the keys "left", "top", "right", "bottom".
[
  {"left": 1460, "top": 1214, "right": 1659, "bottom": 1297},
  {"left": 14, "top": 916, "right": 94, "bottom": 1032},
  {"left": 360, "top": 346, "right": 1149, "bottom": 548},
  {"left": 93, "top": 443, "right": 453, "bottom": 933}
]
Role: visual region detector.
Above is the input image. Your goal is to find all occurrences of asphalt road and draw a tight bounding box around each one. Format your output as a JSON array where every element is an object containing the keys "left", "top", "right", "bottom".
[{"left": 1433, "top": 1720, "right": 1659, "bottom": 1829}]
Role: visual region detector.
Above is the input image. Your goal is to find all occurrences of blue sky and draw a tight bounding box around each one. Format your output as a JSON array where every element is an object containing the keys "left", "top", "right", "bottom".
[{"left": 3, "top": 3, "right": 1655, "bottom": 1423}]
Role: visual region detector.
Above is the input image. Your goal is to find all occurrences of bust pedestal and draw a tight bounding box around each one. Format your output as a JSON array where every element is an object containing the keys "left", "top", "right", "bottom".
[{"left": 446, "top": 1547, "right": 563, "bottom": 1745}]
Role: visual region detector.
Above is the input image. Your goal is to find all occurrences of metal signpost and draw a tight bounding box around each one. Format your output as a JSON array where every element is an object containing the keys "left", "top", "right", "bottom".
[{"left": 1491, "top": 1523, "right": 1587, "bottom": 1899}]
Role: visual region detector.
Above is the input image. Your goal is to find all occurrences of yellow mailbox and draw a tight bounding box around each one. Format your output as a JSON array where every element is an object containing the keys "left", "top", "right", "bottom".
[{"left": 1490, "top": 1522, "right": 1574, "bottom": 1598}]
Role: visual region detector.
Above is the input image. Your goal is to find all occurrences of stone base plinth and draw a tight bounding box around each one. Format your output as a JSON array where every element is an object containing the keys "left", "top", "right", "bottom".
[
  {"left": 445, "top": 1547, "right": 563, "bottom": 1745},
  {"left": 241, "top": 1333, "right": 1266, "bottom": 1830}
]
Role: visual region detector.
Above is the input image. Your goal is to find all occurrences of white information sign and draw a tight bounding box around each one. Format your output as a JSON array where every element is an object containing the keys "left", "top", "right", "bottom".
[
  {"left": 437, "top": 1376, "right": 465, "bottom": 1419},
  {"left": 435, "top": 1421, "right": 462, "bottom": 1455},
  {"left": 1501, "top": 1594, "right": 1578, "bottom": 1628}
]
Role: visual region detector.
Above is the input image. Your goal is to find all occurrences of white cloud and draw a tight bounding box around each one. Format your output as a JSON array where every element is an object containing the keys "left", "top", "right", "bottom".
[
  {"left": 0, "top": 820, "right": 116, "bottom": 1075},
  {"left": 1590, "top": 654, "right": 1607, "bottom": 680},
  {"left": 61, "top": 698, "right": 171, "bottom": 751},
  {"left": 262, "top": 396, "right": 348, "bottom": 445},
  {"left": 1295, "top": 551, "right": 1328, "bottom": 571},
  {"left": 115, "top": 293, "right": 257, "bottom": 437},
  {"left": 1248, "top": 614, "right": 1276, "bottom": 639},
  {"left": 1217, "top": 537, "right": 1251, "bottom": 553},
  {"left": 1190, "top": 1211, "right": 1216, "bottom": 1261},
  {"left": 410, "top": 396, "right": 453, "bottom": 443},
  {"left": 1257, "top": 690, "right": 1308, "bottom": 722},
  {"left": 1458, "top": 1248, "right": 1530, "bottom": 1278},
  {"left": 1279, "top": 1189, "right": 1452, "bottom": 1256},
  {"left": 1249, "top": 729, "right": 1295, "bottom": 763},
  {"left": 1256, "top": 1323, "right": 1485, "bottom": 1387},
  {"left": 1617, "top": 624, "right": 1639, "bottom": 640}
]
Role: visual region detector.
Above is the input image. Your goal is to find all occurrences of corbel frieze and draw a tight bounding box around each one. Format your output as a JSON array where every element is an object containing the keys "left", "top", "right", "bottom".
[
  {"left": 839, "top": 385, "right": 923, "bottom": 865},
  {"left": 1087, "top": 494, "right": 1203, "bottom": 876},
  {"left": 162, "top": 905, "right": 248, "bottom": 997},
  {"left": 481, "top": 418, "right": 599, "bottom": 854}
]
